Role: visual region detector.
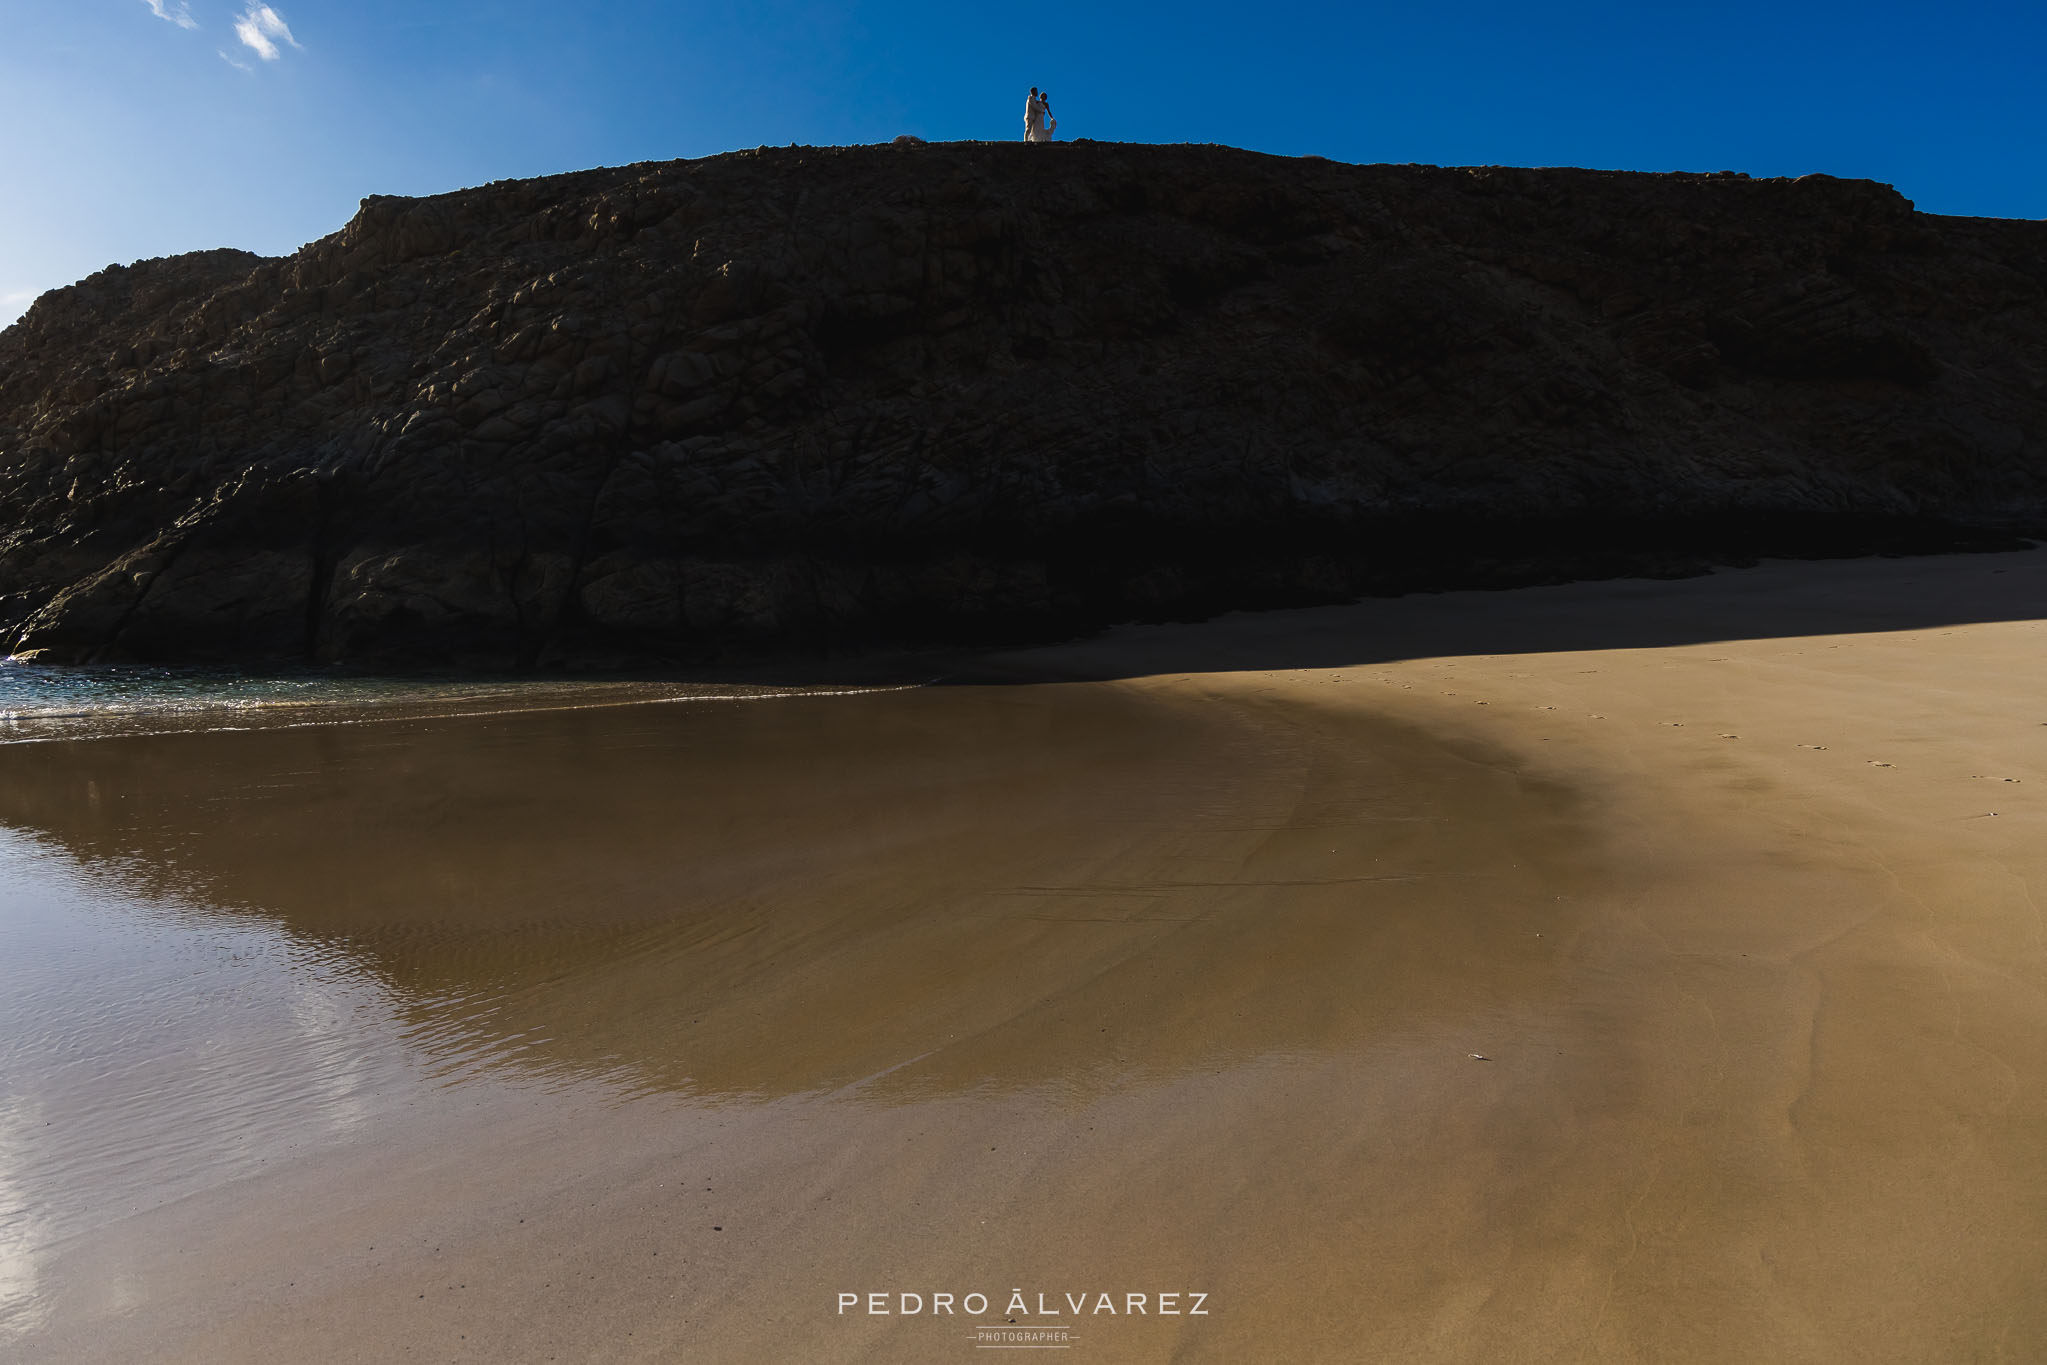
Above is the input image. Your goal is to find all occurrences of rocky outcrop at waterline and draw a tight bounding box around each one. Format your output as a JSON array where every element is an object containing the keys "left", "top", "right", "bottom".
[{"left": 4, "top": 141, "right": 2046, "bottom": 666}]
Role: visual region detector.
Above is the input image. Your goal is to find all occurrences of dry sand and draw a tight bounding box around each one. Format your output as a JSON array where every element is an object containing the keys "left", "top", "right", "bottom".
[{"left": 8, "top": 548, "right": 2047, "bottom": 1363}]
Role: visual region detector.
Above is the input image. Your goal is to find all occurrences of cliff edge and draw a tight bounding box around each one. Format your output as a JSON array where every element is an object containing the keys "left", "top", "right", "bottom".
[{"left": 4, "top": 141, "right": 2045, "bottom": 666}]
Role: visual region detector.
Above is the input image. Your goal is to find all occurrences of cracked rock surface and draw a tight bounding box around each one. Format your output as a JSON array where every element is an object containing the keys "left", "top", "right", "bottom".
[{"left": 3, "top": 141, "right": 2045, "bottom": 666}]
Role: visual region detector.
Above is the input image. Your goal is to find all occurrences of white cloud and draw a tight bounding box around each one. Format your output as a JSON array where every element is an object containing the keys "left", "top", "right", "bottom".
[
  {"left": 140, "top": 0, "right": 199, "bottom": 29},
  {"left": 233, "top": 5, "right": 301, "bottom": 62},
  {"left": 219, "top": 50, "right": 254, "bottom": 73}
]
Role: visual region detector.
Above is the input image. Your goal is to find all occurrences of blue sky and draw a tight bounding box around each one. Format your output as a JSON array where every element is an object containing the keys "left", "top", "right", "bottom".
[{"left": 3, "top": 1, "right": 2042, "bottom": 328}]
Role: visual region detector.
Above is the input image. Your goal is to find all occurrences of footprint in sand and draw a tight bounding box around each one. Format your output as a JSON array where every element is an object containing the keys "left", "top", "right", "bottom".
[
  {"left": 1718, "top": 734, "right": 1739, "bottom": 740},
  {"left": 1869, "top": 761, "right": 1893, "bottom": 768},
  {"left": 1798, "top": 744, "right": 1828, "bottom": 751}
]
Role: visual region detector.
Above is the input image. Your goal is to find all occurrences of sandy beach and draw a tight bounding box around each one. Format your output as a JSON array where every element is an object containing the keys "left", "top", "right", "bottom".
[{"left": 6, "top": 547, "right": 2047, "bottom": 1363}]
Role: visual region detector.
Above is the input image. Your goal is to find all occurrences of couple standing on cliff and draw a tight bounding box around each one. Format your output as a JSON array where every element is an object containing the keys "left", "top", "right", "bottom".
[{"left": 1025, "top": 88, "right": 1058, "bottom": 142}]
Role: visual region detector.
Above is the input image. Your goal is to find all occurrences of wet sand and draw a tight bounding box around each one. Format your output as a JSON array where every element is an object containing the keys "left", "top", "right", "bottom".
[{"left": 6, "top": 549, "right": 2047, "bottom": 1362}]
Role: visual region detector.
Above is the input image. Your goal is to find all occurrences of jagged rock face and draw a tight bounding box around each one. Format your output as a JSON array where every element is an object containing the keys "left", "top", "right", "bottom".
[{"left": 2, "top": 142, "right": 2045, "bottom": 666}]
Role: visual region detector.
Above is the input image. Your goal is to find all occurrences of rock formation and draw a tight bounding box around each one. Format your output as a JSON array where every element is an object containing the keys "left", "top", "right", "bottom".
[{"left": 3, "top": 141, "right": 2045, "bottom": 666}]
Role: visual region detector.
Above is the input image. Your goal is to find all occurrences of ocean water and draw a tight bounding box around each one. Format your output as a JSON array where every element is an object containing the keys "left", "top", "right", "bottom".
[{"left": 0, "top": 658, "right": 909, "bottom": 744}]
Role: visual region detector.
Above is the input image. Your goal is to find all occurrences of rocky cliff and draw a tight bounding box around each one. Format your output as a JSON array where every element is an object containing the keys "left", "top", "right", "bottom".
[{"left": 4, "top": 141, "right": 2046, "bottom": 666}]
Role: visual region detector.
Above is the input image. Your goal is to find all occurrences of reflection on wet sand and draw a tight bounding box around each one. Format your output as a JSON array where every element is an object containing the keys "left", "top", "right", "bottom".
[{"left": 0, "top": 684, "right": 1585, "bottom": 1106}]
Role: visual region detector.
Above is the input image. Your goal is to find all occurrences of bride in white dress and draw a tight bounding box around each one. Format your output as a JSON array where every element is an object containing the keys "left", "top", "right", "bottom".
[{"left": 1025, "top": 88, "right": 1057, "bottom": 142}]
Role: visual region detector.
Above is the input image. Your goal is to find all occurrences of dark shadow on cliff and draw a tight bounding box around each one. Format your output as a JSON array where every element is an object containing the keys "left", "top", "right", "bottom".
[{"left": 9, "top": 143, "right": 2047, "bottom": 669}]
